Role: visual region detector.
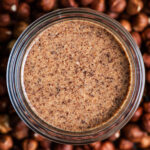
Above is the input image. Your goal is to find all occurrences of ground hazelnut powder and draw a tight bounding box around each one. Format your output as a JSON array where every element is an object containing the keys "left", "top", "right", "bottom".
[{"left": 21, "top": 20, "right": 131, "bottom": 132}]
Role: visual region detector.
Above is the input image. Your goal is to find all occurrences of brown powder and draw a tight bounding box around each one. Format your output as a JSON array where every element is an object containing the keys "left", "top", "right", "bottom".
[{"left": 21, "top": 20, "right": 131, "bottom": 132}]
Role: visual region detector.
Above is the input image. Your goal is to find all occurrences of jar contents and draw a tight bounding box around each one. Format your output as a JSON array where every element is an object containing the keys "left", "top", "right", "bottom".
[{"left": 21, "top": 20, "right": 131, "bottom": 132}]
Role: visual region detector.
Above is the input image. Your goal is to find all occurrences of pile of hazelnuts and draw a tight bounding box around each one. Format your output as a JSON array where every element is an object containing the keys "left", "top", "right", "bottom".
[{"left": 0, "top": 0, "right": 150, "bottom": 150}]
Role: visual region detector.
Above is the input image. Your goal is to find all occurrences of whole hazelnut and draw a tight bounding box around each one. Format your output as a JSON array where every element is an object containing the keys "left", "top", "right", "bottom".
[
  {"left": 119, "top": 19, "right": 132, "bottom": 32},
  {"left": 123, "top": 124, "right": 144, "bottom": 142},
  {"left": 22, "top": 139, "right": 38, "bottom": 150},
  {"left": 40, "top": 140, "right": 51, "bottom": 150},
  {"left": 100, "top": 141, "right": 115, "bottom": 150},
  {"left": 118, "top": 138, "right": 134, "bottom": 150},
  {"left": 142, "top": 113, "right": 150, "bottom": 133},
  {"left": 80, "top": 0, "right": 94, "bottom": 6},
  {"left": 61, "top": 0, "right": 78, "bottom": 7},
  {"left": 109, "top": 0, "right": 127, "bottom": 13},
  {"left": 89, "top": 141, "right": 101, "bottom": 150},
  {"left": 83, "top": 145, "right": 90, "bottom": 150},
  {"left": 91, "top": 0, "right": 105, "bottom": 12},
  {"left": 0, "top": 135, "right": 13, "bottom": 150},
  {"left": 54, "top": 144, "right": 73, "bottom": 150},
  {"left": 132, "top": 13, "right": 148, "bottom": 32},
  {"left": 131, "top": 31, "right": 141, "bottom": 47},
  {"left": 130, "top": 106, "right": 143, "bottom": 122},
  {"left": 38, "top": 0, "right": 56, "bottom": 12},
  {"left": 0, "top": 76, "right": 7, "bottom": 96},
  {"left": 109, "top": 131, "right": 120, "bottom": 141},
  {"left": 138, "top": 135, "right": 150, "bottom": 149},
  {"left": 17, "top": 2, "right": 30, "bottom": 18},
  {"left": 143, "top": 53, "right": 150, "bottom": 68},
  {"left": 0, "top": 14, "right": 11, "bottom": 27},
  {"left": 13, "top": 21, "right": 28, "bottom": 38},
  {"left": 142, "top": 28, "right": 150, "bottom": 41},
  {"left": 2, "top": 0, "right": 18, "bottom": 12},
  {"left": 127, "top": 0, "right": 143, "bottom": 15},
  {"left": 0, "top": 115, "right": 11, "bottom": 134},
  {"left": 13, "top": 121, "right": 29, "bottom": 140},
  {"left": 143, "top": 101, "right": 150, "bottom": 113},
  {"left": 0, "top": 27, "right": 12, "bottom": 43},
  {"left": 0, "top": 97, "right": 9, "bottom": 112},
  {"left": 0, "top": 57, "right": 8, "bottom": 73},
  {"left": 106, "top": 11, "right": 119, "bottom": 19}
]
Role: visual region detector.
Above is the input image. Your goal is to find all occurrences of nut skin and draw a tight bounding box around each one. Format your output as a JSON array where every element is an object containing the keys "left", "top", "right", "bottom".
[
  {"left": 131, "top": 31, "right": 141, "bottom": 47},
  {"left": 138, "top": 136, "right": 150, "bottom": 149},
  {"left": 143, "top": 101, "right": 150, "bottom": 113},
  {"left": 106, "top": 11, "right": 119, "bottom": 19},
  {"left": 54, "top": 144, "right": 73, "bottom": 150},
  {"left": 130, "top": 106, "right": 143, "bottom": 122},
  {"left": 146, "top": 70, "right": 150, "bottom": 83},
  {"left": 142, "top": 28, "right": 150, "bottom": 41},
  {"left": 83, "top": 145, "right": 90, "bottom": 150},
  {"left": 123, "top": 124, "right": 145, "bottom": 142},
  {"left": 109, "top": 0, "right": 127, "bottom": 13},
  {"left": 38, "top": 0, "right": 56, "bottom": 12},
  {"left": 13, "top": 121, "right": 29, "bottom": 140},
  {"left": 0, "top": 97, "right": 9, "bottom": 112},
  {"left": 118, "top": 138, "right": 134, "bottom": 150},
  {"left": 33, "top": 133, "right": 44, "bottom": 141},
  {"left": 89, "top": 141, "right": 101, "bottom": 150},
  {"left": 0, "top": 14, "right": 11, "bottom": 27},
  {"left": 132, "top": 13, "right": 148, "bottom": 32},
  {"left": 127, "top": 0, "right": 143, "bottom": 15},
  {"left": 119, "top": 19, "right": 132, "bottom": 32},
  {"left": 143, "top": 53, "right": 150, "bottom": 68},
  {"left": 0, "top": 135, "right": 13, "bottom": 150},
  {"left": 91, "top": 0, "right": 105, "bottom": 12},
  {"left": 142, "top": 113, "right": 150, "bottom": 133},
  {"left": 2, "top": 0, "right": 18, "bottom": 12},
  {"left": 80, "top": 0, "right": 94, "bottom": 6},
  {"left": 100, "top": 141, "right": 115, "bottom": 150},
  {"left": 0, "top": 27, "right": 12, "bottom": 43},
  {"left": 109, "top": 131, "right": 120, "bottom": 141},
  {"left": 40, "top": 140, "right": 51, "bottom": 150},
  {"left": 17, "top": 2, "right": 30, "bottom": 18},
  {"left": 22, "top": 139, "right": 38, "bottom": 150},
  {"left": 61, "top": 0, "right": 78, "bottom": 7},
  {"left": 0, "top": 76, "right": 7, "bottom": 96}
]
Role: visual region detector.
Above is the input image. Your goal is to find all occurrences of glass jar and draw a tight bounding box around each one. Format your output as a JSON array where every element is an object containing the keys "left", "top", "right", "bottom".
[{"left": 7, "top": 8, "right": 145, "bottom": 144}]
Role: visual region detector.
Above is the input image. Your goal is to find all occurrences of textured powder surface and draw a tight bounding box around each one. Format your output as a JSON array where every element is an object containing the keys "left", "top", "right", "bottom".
[{"left": 22, "top": 20, "right": 130, "bottom": 132}]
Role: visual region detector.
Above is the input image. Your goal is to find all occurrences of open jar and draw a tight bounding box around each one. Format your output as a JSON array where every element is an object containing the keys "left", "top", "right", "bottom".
[{"left": 7, "top": 8, "right": 145, "bottom": 144}]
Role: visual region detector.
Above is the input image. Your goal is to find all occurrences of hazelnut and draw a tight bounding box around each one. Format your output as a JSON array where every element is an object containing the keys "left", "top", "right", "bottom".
[
  {"left": 142, "top": 113, "right": 150, "bottom": 133},
  {"left": 0, "top": 97, "right": 9, "bottom": 112},
  {"left": 80, "top": 0, "right": 94, "bottom": 6},
  {"left": 89, "top": 141, "right": 101, "bottom": 150},
  {"left": 75, "top": 147, "right": 83, "bottom": 150},
  {"left": 40, "top": 140, "right": 51, "bottom": 150},
  {"left": 0, "top": 115, "right": 11, "bottom": 134},
  {"left": 0, "top": 57, "right": 8, "bottom": 73},
  {"left": 143, "top": 53, "right": 150, "bottom": 68},
  {"left": 13, "top": 21, "right": 28, "bottom": 38},
  {"left": 109, "top": 131, "right": 120, "bottom": 141},
  {"left": 33, "top": 133, "right": 44, "bottom": 141},
  {"left": 0, "top": 27, "right": 12, "bottom": 43},
  {"left": 143, "top": 101, "right": 150, "bottom": 113},
  {"left": 17, "top": 2, "right": 30, "bottom": 18},
  {"left": 0, "top": 135, "right": 13, "bottom": 150},
  {"left": 132, "top": 13, "right": 148, "bottom": 32},
  {"left": 123, "top": 124, "right": 144, "bottom": 142},
  {"left": 118, "top": 138, "right": 134, "bottom": 150},
  {"left": 38, "top": 0, "right": 56, "bottom": 12},
  {"left": 22, "top": 139, "right": 38, "bottom": 150},
  {"left": 61, "top": 0, "right": 78, "bottom": 7},
  {"left": 131, "top": 31, "right": 141, "bottom": 47},
  {"left": 130, "top": 106, "right": 143, "bottom": 122},
  {"left": 13, "top": 121, "right": 29, "bottom": 140},
  {"left": 138, "top": 135, "right": 150, "bottom": 149},
  {"left": 0, "top": 76, "right": 7, "bottom": 96},
  {"left": 119, "top": 19, "right": 132, "bottom": 32},
  {"left": 109, "top": 0, "right": 127, "bottom": 13},
  {"left": 146, "top": 70, "right": 150, "bottom": 83},
  {"left": 54, "top": 144, "right": 73, "bottom": 150},
  {"left": 2, "top": 0, "right": 18, "bottom": 12},
  {"left": 91, "top": 0, "right": 105, "bottom": 12},
  {"left": 106, "top": 11, "right": 119, "bottom": 19},
  {"left": 126, "top": 0, "right": 143, "bottom": 15},
  {"left": 100, "top": 141, "right": 115, "bottom": 150},
  {"left": 142, "top": 28, "right": 150, "bottom": 41},
  {"left": 0, "top": 14, "right": 11, "bottom": 27},
  {"left": 83, "top": 145, "right": 90, "bottom": 150},
  {"left": 7, "top": 39, "right": 16, "bottom": 52}
]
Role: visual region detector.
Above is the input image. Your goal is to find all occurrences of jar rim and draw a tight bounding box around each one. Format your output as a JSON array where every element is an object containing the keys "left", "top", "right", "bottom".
[{"left": 6, "top": 8, "right": 145, "bottom": 144}]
